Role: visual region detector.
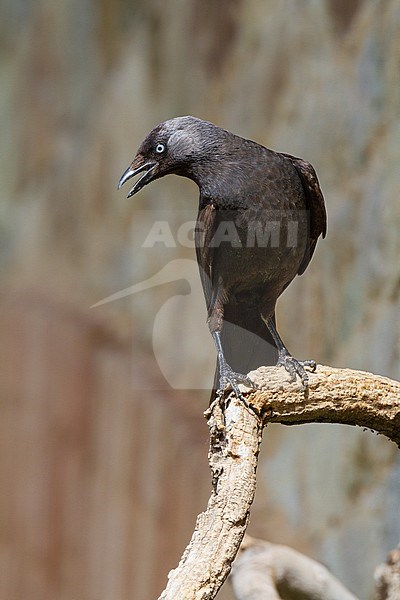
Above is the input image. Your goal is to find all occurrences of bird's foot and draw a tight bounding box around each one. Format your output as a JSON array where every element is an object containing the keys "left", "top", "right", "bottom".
[
  {"left": 277, "top": 350, "right": 316, "bottom": 389},
  {"left": 218, "top": 363, "right": 254, "bottom": 406}
]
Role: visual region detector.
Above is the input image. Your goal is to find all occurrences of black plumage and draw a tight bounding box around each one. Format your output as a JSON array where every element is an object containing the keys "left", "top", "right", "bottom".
[{"left": 118, "top": 116, "right": 327, "bottom": 402}]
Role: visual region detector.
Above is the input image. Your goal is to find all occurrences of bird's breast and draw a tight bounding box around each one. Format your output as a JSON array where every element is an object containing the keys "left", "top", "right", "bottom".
[{"left": 206, "top": 204, "right": 308, "bottom": 295}]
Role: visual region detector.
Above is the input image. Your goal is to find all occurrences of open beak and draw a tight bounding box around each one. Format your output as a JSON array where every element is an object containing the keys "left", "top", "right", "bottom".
[{"left": 117, "top": 155, "right": 157, "bottom": 198}]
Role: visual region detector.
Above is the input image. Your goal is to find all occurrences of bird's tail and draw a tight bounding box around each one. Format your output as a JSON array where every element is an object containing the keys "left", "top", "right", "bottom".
[{"left": 210, "top": 308, "right": 278, "bottom": 404}]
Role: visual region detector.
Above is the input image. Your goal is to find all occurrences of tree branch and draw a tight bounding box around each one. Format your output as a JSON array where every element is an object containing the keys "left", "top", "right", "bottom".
[
  {"left": 158, "top": 397, "right": 263, "bottom": 599},
  {"left": 157, "top": 364, "right": 400, "bottom": 599},
  {"left": 249, "top": 365, "right": 400, "bottom": 448},
  {"left": 231, "top": 535, "right": 359, "bottom": 600}
]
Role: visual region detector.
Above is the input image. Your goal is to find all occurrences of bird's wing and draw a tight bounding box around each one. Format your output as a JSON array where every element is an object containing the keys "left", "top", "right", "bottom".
[
  {"left": 281, "top": 153, "right": 327, "bottom": 275},
  {"left": 195, "top": 202, "right": 219, "bottom": 312}
]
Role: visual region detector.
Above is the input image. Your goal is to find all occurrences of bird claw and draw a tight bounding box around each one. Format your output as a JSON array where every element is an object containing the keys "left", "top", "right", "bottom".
[
  {"left": 218, "top": 364, "right": 254, "bottom": 405},
  {"left": 277, "top": 351, "right": 316, "bottom": 389}
]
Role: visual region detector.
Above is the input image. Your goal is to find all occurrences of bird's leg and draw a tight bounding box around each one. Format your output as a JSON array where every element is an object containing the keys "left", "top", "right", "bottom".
[
  {"left": 264, "top": 316, "right": 316, "bottom": 389},
  {"left": 212, "top": 331, "right": 254, "bottom": 404}
]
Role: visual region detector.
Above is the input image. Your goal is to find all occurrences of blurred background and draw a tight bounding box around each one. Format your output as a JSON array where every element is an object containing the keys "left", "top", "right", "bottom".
[{"left": 1, "top": 0, "right": 400, "bottom": 598}]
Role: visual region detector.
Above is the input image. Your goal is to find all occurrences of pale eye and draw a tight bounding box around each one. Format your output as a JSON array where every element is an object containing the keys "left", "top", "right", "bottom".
[{"left": 155, "top": 143, "right": 166, "bottom": 154}]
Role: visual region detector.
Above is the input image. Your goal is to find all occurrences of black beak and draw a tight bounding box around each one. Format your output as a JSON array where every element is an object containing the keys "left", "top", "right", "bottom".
[{"left": 117, "top": 156, "right": 157, "bottom": 198}]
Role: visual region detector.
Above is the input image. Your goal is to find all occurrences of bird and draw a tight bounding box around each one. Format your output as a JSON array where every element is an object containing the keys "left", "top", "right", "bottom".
[{"left": 118, "top": 116, "right": 327, "bottom": 403}]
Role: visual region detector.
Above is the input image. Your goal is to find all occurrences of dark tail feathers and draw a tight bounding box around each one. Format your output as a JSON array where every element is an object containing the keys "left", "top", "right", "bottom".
[{"left": 210, "top": 308, "right": 278, "bottom": 404}]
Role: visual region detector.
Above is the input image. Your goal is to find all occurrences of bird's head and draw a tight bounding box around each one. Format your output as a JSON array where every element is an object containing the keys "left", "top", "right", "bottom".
[{"left": 118, "top": 116, "right": 225, "bottom": 197}]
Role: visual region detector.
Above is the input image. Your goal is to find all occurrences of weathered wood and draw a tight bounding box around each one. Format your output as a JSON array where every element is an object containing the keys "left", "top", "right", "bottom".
[
  {"left": 158, "top": 398, "right": 263, "bottom": 599},
  {"left": 231, "top": 535, "right": 358, "bottom": 600},
  {"left": 249, "top": 365, "right": 400, "bottom": 448},
  {"left": 158, "top": 364, "right": 400, "bottom": 599}
]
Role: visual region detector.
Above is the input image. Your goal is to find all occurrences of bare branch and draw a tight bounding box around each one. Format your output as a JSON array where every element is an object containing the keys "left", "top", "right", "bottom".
[
  {"left": 249, "top": 365, "right": 400, "bottom": 447},
  {"left": 158, "top": 398, "right": 263, "bottom": 599},
  {"left": 158, "top": 365, "right": 400, "bottom": 599},
  {"left": 231, "top": 535, "right": 359, "bottom": 600}
]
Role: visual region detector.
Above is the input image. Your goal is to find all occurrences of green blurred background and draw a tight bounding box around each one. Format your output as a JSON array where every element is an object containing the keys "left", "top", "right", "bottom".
[{"left": 1, "top": 1, "right": 399, "bottom": 598}]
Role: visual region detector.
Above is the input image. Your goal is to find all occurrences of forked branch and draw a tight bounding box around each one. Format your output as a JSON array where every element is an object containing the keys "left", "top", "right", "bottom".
[{"left": 158, "top": 364, "right": 400, "bottom": 600}]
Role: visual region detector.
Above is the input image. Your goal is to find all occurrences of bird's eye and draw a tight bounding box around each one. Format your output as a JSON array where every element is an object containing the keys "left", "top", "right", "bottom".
[{"left": 155, "top": 143, "right": 166, "bottom": 154}]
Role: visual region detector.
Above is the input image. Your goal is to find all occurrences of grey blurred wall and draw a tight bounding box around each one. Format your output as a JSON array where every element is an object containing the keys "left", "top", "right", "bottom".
[{"left": 1, "top": 1, "right": 399, "bottom": 599}]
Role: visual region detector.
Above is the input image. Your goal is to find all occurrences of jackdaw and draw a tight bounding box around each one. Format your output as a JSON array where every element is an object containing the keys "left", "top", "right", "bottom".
[{"left": 118, "top": 116, "right": 327, "bottom": 402}]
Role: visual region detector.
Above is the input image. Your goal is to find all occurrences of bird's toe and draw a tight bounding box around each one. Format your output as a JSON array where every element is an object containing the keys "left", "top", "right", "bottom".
[
  {"left": 277, "top": 352, "right": 316, "bottom": 388},
  {"left": 301, "top": 359, "right": 317, "bottom": 372},
  {"left": 219, "top": 364, "right": 254, "bottom": 405}
]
